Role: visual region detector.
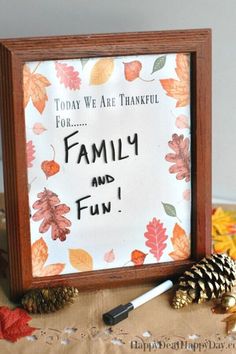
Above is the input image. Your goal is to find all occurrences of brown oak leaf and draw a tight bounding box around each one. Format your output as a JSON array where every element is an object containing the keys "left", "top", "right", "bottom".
[
  {"left": 0, "top": 306, "right": 36, "bottom": 342},
  {"left": 23, "top": 64, "right": 51, "bottom": 114},
  {"left": 160, "top": 54, "right": 190, "bottom": 107},
  {"left": 165, "top": 133, "right": 190, "bottom": 182},
  {"left": 31, "top": 237, "right": 65, "bottom": 277},
  {"left": 32, "top": 188, "right": 71, "bottom": 241}
]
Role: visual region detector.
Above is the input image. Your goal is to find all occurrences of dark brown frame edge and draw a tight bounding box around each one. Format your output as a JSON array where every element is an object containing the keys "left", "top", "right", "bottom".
[{"left": 0, "top": 29, "right": 212, "bottom": 300}]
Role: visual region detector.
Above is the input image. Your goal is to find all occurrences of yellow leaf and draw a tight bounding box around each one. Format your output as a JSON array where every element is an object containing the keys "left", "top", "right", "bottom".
[
  {"left": 212, "top": 207, "right": 236, "bottom": 238},
  {"left": 227, "top": 305, "right": 236, "bottom": 313},
  {"left": 69, "top": 249, "right": 93, "bottom": 272},
  {"left": 223, "top": 313, "right": 236, "bottom": 334},
  {"left": 169, "top": 223, "right": 190, "bottom": 260},
  {"left": 23, "top": 64, "right": 51, "bottom": 114},
  {"left": 90, "top": 58, "right": 114, "bottom": 85},
  {"left": 213, "top": 234, "right": 236, "bottom": 260}
]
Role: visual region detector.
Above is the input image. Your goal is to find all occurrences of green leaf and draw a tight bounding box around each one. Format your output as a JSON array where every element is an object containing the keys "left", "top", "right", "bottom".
[
  {"left": 162, "top": 202, "right": 177, "bottom": 217},
  {"left": 80, "top": 58, "right": 89, "bottom": 69},
  {"left": 151, "top": 56, "right": 166, "bottom": 74}
]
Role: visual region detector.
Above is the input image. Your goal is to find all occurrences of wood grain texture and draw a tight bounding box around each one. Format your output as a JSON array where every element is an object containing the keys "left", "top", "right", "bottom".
[{"left": 0, "top": 30, "right": 212, "bottom": 300}]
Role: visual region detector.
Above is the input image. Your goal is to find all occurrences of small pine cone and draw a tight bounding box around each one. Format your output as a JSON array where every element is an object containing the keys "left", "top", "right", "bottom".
[
  {"left": 21, "top": 286, "right": 79, "bottom": 314},
  {"left": 172, "top": 254, "right": 236, "bottom": 309}
]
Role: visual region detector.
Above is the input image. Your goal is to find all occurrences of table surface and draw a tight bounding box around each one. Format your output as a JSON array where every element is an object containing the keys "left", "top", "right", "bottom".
[
  {"left": 0, "top": 198, "right": 235, "bottom": 354},
  {"left": 1, "top": 279, "right": 235, "bottom": 354}
]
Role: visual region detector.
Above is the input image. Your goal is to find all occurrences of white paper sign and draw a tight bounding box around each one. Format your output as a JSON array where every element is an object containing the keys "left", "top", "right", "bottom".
[{"left": 23, "top": 53, "right": 191, "bottom": 277}]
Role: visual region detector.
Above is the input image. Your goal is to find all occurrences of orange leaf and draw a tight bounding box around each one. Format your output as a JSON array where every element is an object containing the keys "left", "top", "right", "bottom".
[
  {"left": 31, "top": 237, "right": 65, "bottom": 277},
  {"left": 38, "top": 263, "right": 65, "bottom": 277},
  {"left": 41, "top": 160, "right": 60, "bottom": 179},
  {"left": 131, "top": 249, "right": 147, "bottom": 265},
  {"left": 169, "top": 223, "right": 190, "bottom": 260},
  {"left": 23, "top": 64, "right": 51, "bottom": 114},
  {"left": 160, "top": 54, "right": 190, "bottom": 107},
  {"left": 123, "top": 61, "right": 142, "bottom": 81},
  {"left": 31, "top": 237, "right": 48, "bottom": 276},
  {"left": 41, "top": 144, "right": 60, "bottom": 179},
  {"left": 175, "top": 53, "right": 190, "bottom": 81},
  {"left": 69, "top": 249, "right": 93, "bottom": 272}
]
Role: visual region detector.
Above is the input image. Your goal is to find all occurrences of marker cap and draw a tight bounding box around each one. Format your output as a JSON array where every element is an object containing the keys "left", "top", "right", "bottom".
[{"left": 103, "top": 303, "right": 134, "bottom": 325}]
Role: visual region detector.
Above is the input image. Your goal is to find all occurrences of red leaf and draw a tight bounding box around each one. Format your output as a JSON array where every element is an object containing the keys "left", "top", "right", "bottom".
[
  {"left": 26, "top": 141, "right": 35, "bottom": 168},
  {"left": 144, "top": 218, "right": 168, "bottom": 261},
  {"left": 0, "top": 306, "right": 36, "bottom": 342},
  {"left": 32, "top": 188, "right": 71, "bottom": 241},
  {"left": 55, "top": 62, "right": 81, "bottom": 90},
  {"left": 131, "top": 249, "right": 147, "bottom": 265},
  {"left": 165, "top": 134, "right": 190, "bottom": 182}
]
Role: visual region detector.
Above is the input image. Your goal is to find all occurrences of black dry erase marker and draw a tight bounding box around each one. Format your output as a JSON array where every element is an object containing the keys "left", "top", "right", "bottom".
[{"left": 103, "top": 280, "right": 173, "bottom": 326}]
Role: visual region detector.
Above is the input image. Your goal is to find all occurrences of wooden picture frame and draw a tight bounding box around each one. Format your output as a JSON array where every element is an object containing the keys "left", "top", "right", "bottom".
[{"left": 0, "top": 29, "right": 211, "bottom": 300}]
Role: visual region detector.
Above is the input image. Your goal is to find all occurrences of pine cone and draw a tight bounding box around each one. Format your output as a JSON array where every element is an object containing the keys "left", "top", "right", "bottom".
[
  {"left": 21, "top": 286, "right": 79, "bottom": 314},
  {"left": 172, "top": 254, "right": 236, "bottom": 309}
]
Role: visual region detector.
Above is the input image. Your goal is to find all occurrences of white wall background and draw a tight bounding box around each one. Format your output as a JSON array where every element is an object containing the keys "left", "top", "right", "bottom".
[{"left": 0, "top": 0, "right": 235, "bottom": 201}]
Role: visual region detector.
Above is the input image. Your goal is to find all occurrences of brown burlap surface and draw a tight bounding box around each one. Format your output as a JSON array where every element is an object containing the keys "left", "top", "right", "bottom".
[{"left": 0, "top": 279, "right": 235, "bottom": 354}]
